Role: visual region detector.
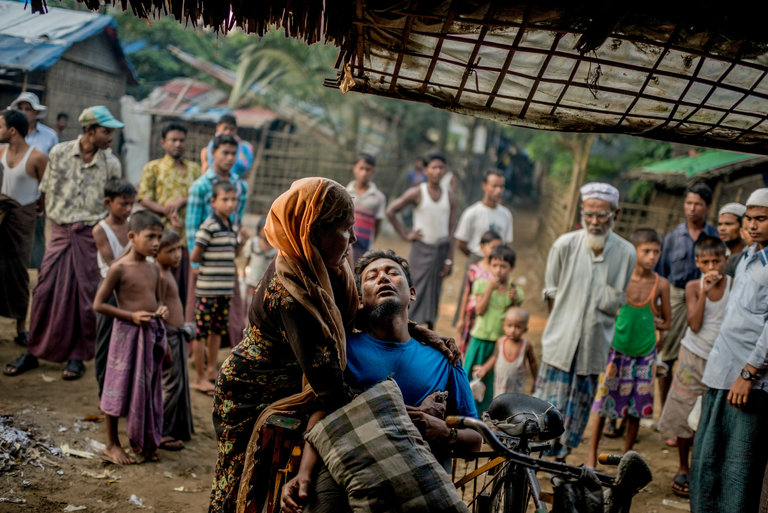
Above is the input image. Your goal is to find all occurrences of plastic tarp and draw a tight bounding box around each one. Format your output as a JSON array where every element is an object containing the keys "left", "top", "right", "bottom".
[{"left": 0, "top": 0, "right": 116, "bottom": 71}]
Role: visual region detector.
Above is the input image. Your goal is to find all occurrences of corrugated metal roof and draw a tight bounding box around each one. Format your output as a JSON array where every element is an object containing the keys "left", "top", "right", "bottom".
[
  {"left": 0, "top": 0, "right": 116, "bottom": 71},
  {"left": 641, "top": 150, "right": 759, "bottom": 178}
]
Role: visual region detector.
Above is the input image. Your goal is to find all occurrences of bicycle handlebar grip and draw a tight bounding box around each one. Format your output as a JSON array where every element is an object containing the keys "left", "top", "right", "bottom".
[
  {"left": 597, "top": 453, "right": 622, "bottom": 466},
  {"left": 445, "top": 416, "right": 463, "bottom": 428}
]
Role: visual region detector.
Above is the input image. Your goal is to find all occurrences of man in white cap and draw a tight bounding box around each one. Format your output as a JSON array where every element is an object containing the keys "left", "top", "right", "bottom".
[
  {"left": 4, "top": 106, "right": 123, "bottom": 381},
  {"left": 690, "top": 188, "right": 768, "bottom": 513},
  {"left": 10, "top": 92, "right": 59, "bottom": 271},
  {"left": 717, "top": 202, "right": 748, "bottom": 276},
  {"left": 534, "top": 182, "right": 636, "bottom": 461},
  {"left": 9, "top": 92, "right": 58, "bottom": 156}
]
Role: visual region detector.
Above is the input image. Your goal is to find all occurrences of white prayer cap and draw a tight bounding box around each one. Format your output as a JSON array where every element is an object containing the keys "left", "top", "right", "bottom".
[
  {"left": 718, "top": 202, "right": 746, "bottom": 218},
  {"left": 580, "top": 182, "right": 620, "bottom": 208},
  {"left": 746, "top": 188, "right": 768, "bottom": 208}
]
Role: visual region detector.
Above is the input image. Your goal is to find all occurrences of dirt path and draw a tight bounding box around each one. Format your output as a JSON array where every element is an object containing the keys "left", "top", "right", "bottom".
[{"left": 1, "top": 207, "right": 687, "bottom": 512}]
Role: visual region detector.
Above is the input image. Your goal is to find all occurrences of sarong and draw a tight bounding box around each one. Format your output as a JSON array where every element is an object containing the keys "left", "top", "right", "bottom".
[
  {"left": 463, "top": 336, "right": 496, "bottom": 413},
  {"left": 163, "top": 323, "right": 194, "bottom": 441},
  {"left": 171, "top": 247, "right": 189, "bottom": 311},
  {"left": 691, "top": 388, "right": 768, "bottom": 513},
  {"left": 30, "top": 213, "right": 45, "bottom": 270},
  {"left": 100, "top": 318, "right": 167, "bottom": 452},
  {"left": 186, "top": 270, "right": 244, "bottom": 347},
  {"left": 534, "top": 361, "right": 598, "bottom": 457},
  {"left": 0, "top": 196, "right": 37, "bottom": 321},
  {"left": 28, "top": 222, "right": 100, "bottom": 362},
  {"left": 95, "top": 291, "right": 117, "bottom": 396},
  {"left": 592, "top": 347, "right": 655, "bottom": 419},
  {"left": 407, "top": 238, "right": 450, "bottom": 326},
  {"left": 659, "top": 285, "right": 687, "bottom": 362}
]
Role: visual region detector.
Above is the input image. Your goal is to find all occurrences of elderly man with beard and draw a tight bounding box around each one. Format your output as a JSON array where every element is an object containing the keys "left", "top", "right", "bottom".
[
  {"left": 280, "top": 249, "right": 480, "bottom": 513},
  {"left": 534, "top": 183, "right": 636, "bottom": 461}
]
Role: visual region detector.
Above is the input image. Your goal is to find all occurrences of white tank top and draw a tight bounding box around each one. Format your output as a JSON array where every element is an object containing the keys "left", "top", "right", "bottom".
[
  {"left": 493, "top": 338, "right": 529, "bottom": 396},
  {"left": 412, "top": 182, "right": 450, "bottom": 244},
  {"left": 97, "top": 219, "right": 130, "bottom": 278},
  {"left": 680, "top": 275, "right": 731, "bottom": 360},
  {"left": 1, "top": 146, "right": 38, "bottom": 206}
]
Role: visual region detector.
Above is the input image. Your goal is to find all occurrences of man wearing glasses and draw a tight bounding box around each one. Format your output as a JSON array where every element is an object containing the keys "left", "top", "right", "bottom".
[
  {"left": 654, "top": 183, "right": 718, "bottom": 410},
  {"left": 534, "top": 182, "right": 636, "bottom": 461}
]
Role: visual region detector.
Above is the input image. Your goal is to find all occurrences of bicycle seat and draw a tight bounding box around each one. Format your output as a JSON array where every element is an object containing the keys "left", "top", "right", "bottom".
[{"left": 483, "top": 393, "right": 564, "bottom": 442}]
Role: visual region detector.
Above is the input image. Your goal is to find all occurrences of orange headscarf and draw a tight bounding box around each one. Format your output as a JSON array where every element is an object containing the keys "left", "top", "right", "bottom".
[{"left": 236, "top": 177, "right": 358, "bottom": 512}]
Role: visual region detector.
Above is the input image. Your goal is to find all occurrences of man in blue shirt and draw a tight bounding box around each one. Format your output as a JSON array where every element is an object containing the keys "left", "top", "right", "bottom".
[
  {"left": 186, "top": 134, "right": 248, "bottom": 345},
  {"left": 654, "top": 183, "right": 718, "bottom": 406},
  {"left": 690, "top": 188, "right": 768, "bottom": 513},
  {"left": 281, "top": 249, "right": 480, "bottom": 513}
]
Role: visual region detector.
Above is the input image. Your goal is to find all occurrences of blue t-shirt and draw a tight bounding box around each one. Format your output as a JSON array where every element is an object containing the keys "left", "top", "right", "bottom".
[{"left": 345, "top": 332, "right": 477, "bottom": 419}]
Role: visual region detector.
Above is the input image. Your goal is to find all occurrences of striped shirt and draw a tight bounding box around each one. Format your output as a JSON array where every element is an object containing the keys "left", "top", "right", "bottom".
[{"left": 194, "top": 214, "right": 237, "bottom": 297}]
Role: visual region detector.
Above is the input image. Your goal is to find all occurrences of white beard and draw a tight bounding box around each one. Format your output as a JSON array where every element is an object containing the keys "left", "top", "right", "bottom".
[{"left": 582, "top": 217, "right": 614, "bottom": 252}]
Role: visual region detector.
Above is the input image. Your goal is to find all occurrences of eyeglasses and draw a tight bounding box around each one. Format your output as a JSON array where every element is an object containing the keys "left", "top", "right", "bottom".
[{"left": 581, "top": 210, "right": 614, "bottom": 221}]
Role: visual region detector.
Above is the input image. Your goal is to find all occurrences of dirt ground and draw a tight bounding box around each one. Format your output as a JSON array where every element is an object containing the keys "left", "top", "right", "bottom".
[{"left": 0, "top": 207, "right": 689, "bottom": 512}]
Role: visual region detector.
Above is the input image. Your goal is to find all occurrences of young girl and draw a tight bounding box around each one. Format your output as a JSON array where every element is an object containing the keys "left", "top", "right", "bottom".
[
  {"left": 474, "top": 307, "right": 538, "bottom": 397},
  {"left": 456, "top": 230, "right": 502, "bottom": 352}
]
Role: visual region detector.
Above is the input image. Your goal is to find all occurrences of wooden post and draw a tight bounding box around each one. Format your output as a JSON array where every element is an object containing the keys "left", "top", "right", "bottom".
[{"left": 562, "top": 134, "right": 597, "bottom": 233}]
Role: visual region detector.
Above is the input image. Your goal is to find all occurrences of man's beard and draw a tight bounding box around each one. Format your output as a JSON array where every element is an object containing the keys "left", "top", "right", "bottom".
[
  {"left": 356, "top": 298, "right": 406, "bottom": 331},
  {"left": 582, "top": 218, "right": 614, "bottom": 252}
]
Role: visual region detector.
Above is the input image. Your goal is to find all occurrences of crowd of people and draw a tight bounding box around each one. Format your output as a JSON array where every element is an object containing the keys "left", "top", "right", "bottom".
[{"left": 1, "top": 92, "right": 767, "bottom": 513}]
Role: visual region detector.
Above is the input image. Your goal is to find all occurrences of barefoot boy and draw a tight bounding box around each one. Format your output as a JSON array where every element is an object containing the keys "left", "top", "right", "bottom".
[
  {"left": 588, "top": 228, "right": 671, "bottom": 468},
  {"left": 473, "top": 306, "right": 538, "bottom": 396},
  {"left": 657, "top": 236, "right": 729, "bottom": 497},
  {"left": 93, "top": 179, "right": 136, "bottom": 394},
  {"left": 94, "top": 211, "right": 168, "bottom": 464},
  {"left": 156, "top": 229, "right": 194, "bottom": 450},
  {"left": 190, "top": 182, "right": 243, "bottom": 394},
  {"left": 464, "top": 245, "right": 524, "bottom": 413}
]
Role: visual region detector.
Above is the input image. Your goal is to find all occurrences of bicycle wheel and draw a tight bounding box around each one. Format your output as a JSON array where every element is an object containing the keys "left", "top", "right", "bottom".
[{"left": 487, "top": 464, "right": 531, "bottom": 513}]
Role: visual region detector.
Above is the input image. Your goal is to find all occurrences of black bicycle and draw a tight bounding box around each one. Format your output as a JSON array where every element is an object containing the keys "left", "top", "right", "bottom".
[{"left": 448, "top": 393, "right": 652, "bottom": 513}]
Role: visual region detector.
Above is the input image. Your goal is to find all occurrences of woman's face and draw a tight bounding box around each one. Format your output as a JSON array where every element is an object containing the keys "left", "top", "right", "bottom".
[{"left": 312, "top": 211, "right": 356, "bottom": 268}]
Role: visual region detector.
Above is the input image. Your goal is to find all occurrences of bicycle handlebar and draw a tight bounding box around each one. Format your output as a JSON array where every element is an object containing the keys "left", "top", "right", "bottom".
[{"left": 447, "top": 415, "right": 615, "bottom": 487}]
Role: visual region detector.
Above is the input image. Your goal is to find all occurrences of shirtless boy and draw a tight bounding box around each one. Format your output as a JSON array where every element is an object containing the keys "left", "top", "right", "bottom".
[
  {"left": 94, "top": 211, "right": 168, "bottom": 464},
  {"left": 155, "top": 229, "right": 194, "bottom": 450}
]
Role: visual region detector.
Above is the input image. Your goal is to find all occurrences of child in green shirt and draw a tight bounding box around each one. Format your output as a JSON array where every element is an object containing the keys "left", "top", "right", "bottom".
[{"left": 464, "top": 245, "right": 524, "bottom": 413}]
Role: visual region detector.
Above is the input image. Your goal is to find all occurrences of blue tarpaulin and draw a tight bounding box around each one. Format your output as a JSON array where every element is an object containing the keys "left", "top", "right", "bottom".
[{"left": 0, "top": 0, "right": 119, "bottom": 72}]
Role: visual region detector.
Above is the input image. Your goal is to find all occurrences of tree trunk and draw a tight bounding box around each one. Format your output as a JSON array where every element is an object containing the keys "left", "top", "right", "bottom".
[{"left": 562, "top": 134, "right": 598, "bottom": 233}]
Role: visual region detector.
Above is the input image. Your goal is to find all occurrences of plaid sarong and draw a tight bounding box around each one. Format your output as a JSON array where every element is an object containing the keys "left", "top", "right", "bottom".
[
  {"left": 534, "top": 362, "right": 598, "bottom": 456},
  {"left": 305, "top": 379, "right": 468, "bottom": 513}
]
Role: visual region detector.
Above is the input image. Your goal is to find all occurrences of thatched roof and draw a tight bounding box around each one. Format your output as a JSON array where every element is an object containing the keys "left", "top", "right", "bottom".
[{"left": 29, "top": 1, "right": 768, "bottom": 155}]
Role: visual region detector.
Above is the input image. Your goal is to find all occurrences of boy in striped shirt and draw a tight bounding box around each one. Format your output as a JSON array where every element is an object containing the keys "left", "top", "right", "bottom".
[{"left": 190, "top": 182, "right": 243, "bottom": 394}]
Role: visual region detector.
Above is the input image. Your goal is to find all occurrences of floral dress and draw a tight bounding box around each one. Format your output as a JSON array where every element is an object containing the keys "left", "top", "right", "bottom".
[{"left": 210, "top": 261, "right": 354, "bottom": 512}]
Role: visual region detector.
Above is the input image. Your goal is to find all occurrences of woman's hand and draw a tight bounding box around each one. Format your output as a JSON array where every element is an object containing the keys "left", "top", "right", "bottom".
[
  {"left": 410, "top": 323, "right": 461, "bottom": 366},
  {"left": 281, "top": 472, "right": 312, "bottom": 513}
]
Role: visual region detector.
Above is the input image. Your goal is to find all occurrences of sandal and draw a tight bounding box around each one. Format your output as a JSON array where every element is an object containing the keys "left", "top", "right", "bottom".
[
  {"left": 672, "top": 473, "right": 690, "bottom": 498},
  {"left": 62, "top": 360, "right": 85, "bottom": 381},
  {"left": 159, "top": 438, "right": 185, "bottom": 451},
  {"left": 603, "top": 419, "right": 625, "bottom": 439},
  {"left": 3, "top": 354, "right": 39, "bottom": 377}
]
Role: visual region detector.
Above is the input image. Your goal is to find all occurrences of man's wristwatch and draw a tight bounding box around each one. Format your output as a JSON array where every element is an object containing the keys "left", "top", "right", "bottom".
[
  {"left": 447, "top": 428, "right": 458, "bottom": 444},
  {"left": 740, "top": 368, "right": 759, "bottom": 381},
  {"left": 444, "top": 259, "right": 453, "bottom": 266}
]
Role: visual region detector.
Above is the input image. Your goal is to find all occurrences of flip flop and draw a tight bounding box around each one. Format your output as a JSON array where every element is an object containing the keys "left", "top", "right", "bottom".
[
  {"left": 603, "top": 420, "right": 625, "bottom": 439},
  {"left": 672, "top": 473, "right": 690, "bottom": 498},
  {"left": 159, "top": 438, "right": 185, "bottom": 451},
  {"left": 3, "top": 354, "right": 39, "bottom": 377},
  {"left": 62, "top": 360, "right": 85, "bottom": 381},
  {"left": 666, "top": 437, "right": 678, "bottom": 447}
]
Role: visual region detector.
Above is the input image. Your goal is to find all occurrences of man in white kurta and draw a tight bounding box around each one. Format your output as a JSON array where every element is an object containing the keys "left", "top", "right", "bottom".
[{"left": 534, "top": 183, "right": 636, "bottom": 460}]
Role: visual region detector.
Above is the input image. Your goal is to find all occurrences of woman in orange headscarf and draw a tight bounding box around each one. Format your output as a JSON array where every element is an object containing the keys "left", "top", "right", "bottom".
[{"left": 209, "top": 178, "right": 360, "bottom": 512}]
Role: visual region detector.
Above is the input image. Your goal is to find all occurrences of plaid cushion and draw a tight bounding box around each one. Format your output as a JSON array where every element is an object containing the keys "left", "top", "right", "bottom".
[{"left": 305, "top": 379, "right": 468, "bottom": 512}]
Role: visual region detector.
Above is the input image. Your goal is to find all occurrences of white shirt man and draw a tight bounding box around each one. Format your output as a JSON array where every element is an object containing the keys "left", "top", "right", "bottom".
[{"left": 454, "top": 169, "right": 513, "bottom": 260}]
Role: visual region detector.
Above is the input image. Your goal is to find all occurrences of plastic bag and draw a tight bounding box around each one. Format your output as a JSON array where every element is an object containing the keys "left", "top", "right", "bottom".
[
  {"left": 687, "top": 395, "right": 702, "bottom": 432},
  {"left": 469, "top": 373, "right": 486, "bottom": 403}
]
